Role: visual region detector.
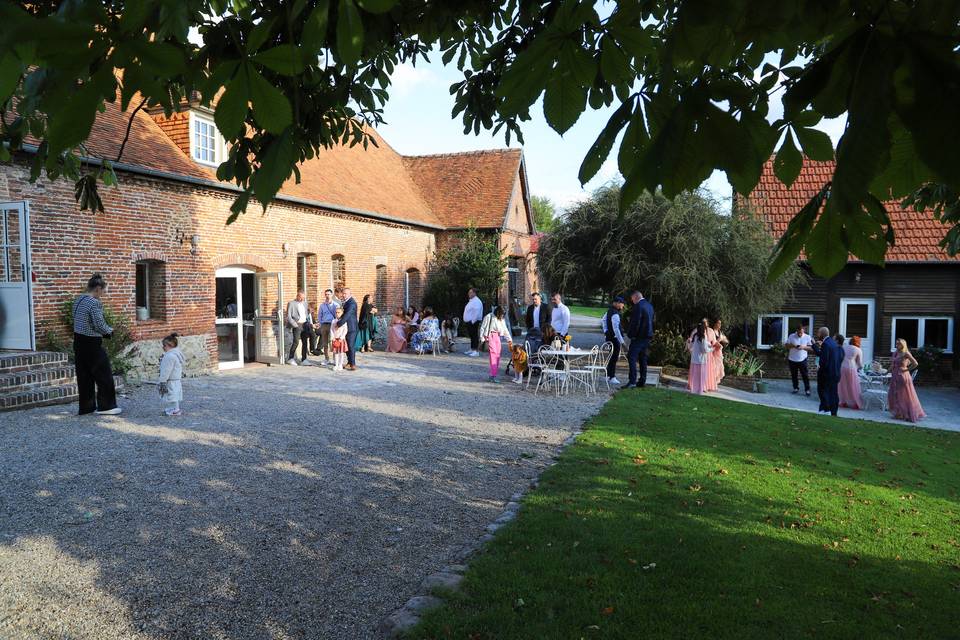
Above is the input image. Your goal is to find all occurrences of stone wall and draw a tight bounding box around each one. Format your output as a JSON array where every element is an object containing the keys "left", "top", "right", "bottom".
[{"left": 120, "top": 334, "right": 214, "bottom": 383}]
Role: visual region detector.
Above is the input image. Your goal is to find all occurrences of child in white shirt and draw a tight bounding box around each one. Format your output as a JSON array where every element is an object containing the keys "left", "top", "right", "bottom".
[
  {"left": 158, "top": 333, "right": 185, "bottom": 415},
  {"left": 330, "top": 308, "right": 349, "bottom": 371}
]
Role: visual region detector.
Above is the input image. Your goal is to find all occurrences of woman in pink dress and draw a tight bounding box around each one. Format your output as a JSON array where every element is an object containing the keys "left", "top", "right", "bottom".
[
  {"left": 888, "top": 339, "right": 926, "bottom": 422},
  {"left": 838, "top": 335, "right": 864, "bottom": 409},
  {"left": 707, "top": 318, "right": 727, "bottom": 390},
  {"left": 687, "top": 320, "right": 714, "bottom": 395},
  {"left": 386, "top": 306, "right": 408, "bottom": 353}
]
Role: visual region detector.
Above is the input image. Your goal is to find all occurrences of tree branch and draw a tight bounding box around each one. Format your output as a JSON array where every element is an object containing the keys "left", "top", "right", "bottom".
[{"left": 115, "top": 97, "right": 148, "bottom": 163}]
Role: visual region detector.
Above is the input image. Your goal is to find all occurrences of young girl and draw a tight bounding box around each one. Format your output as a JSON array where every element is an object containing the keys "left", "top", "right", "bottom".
[
  {"left": 441, "top": 313, "right": 458, "bottom": 353},
  {"left": 480, "top": 305, "right": 512, "bottom": 383},
  {"left": 510, "top": 343, "right": 528, "bottom": 385},
  {"left": 158, "top": 333, "right": 185, "bottom": 416},
  {"left": 330, "top": 307, "right": 349, "bottom": 370}
]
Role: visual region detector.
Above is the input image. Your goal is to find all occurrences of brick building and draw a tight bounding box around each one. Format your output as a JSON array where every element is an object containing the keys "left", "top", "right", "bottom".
[{"left": 0, "top": 100, "right": 539, "bottom": 376}]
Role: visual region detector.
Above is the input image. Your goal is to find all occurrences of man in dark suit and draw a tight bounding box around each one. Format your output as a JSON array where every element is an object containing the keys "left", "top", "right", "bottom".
[
  {"left": 811, "top": 326, "right": 843, "bottom": 415},
  {"left": 337, "top": 286, "right": 359, "bottom": 370},
  {"left": 624, "top": 290, "right": 654, "bottom": 388},
  {"left": 524, "top": 292, "right": 551, "bottom": 352}
]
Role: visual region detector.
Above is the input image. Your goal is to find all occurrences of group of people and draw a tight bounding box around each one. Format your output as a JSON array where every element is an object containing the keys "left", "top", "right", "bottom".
[
  {"left": 385, "top": 306, "right": 456, "bottom": 354},
  {"left": 285, "top": 287, "right": 376, "bottom": 371},
  {"left": 685, "top": 317, "right": 729, "bottom": 395}
]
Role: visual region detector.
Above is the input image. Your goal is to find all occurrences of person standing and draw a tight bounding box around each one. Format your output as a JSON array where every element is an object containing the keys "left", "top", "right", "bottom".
[
  {"left": 706, "top": 318, "right": 728, "bottom": 391},
  {"left": 888, "top": 338, "right": 926, "bottom": 422},
  {"left": 330, "top": 308, "right": 349, "bottom": 371},
  {"left": 316, "top": 289, "right": 339, "bottom": 365},
  {"left": 480, "top": 305, "right": 512, "bottom": 383},
  {"left": 524, "top": 292, "right": 550, "bottom": 353},
  {"left": 286, "top": 288, "right": 309, "bottom": 365},
  {"left": 354, "top": 294, "right": 375, "bottom": 353},
  {"left": 550, "top": 292, "right": 571, "bottom": 338},
  {"left": 463, "top": 288, "right": 483, "bottom": 357},
  {"left": 838, "top": 335, "right": 864, "bottom": 409},
  {"left": 72, "top": 274, "right": 121, "bottom": 415},
  {"left": 337, "top": 286, "right": 359, "bottom": 370},
  {"left": 811, "top": 327, "right": 843, "bottom": 416},
  {"left": 785, "top": 324, "right": 813, "bottom": 396},
  {"left": 687, "top": 320, "right": 714, "bottom": 395},
  {"left": 623, "top": 290, "right": 654, "bottom": 389},
  {"left": 157, "top": 333, "right": 185, "bottom": 416},
  {"left": 600, "top": 296, "right": 627, "bottom": 385}
]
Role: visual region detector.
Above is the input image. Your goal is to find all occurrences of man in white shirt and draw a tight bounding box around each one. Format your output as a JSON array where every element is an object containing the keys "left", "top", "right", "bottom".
[
  {"left": 785, "top": 323, "right": 813, "bottom": 396},
  {"left": 462, "top": 288, "right": 484, "bottom": 357},
  {"left": 550, "top": 292, "right": 571, "bottom": 337},
  {"left": 286, "top": 288, "right": 309, "bottom": 365},
  {"left": 600, "top": 296, "right": 627, "bottom": 384}
]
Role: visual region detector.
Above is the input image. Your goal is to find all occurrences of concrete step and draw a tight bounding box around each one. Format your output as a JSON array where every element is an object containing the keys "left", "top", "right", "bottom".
[
  {"left": 0, "top": 364, "right": 76, "bottom": 391},
  {"left": 0, "top": 382, "right": 78, "bottom": 412},
  {"left": 0, "top": 351, "right": 69, "bottom": 374}
]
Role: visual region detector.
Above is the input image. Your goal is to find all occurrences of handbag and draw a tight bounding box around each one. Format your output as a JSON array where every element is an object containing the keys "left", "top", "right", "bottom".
[{"left": 332, "top": 338, "right": 345, "bottom": 350}]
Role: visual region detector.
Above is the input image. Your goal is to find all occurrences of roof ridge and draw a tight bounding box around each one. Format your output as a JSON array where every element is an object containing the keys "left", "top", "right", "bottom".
[{"left": 404, "top": 148, "right": 520, "bottom": 159}]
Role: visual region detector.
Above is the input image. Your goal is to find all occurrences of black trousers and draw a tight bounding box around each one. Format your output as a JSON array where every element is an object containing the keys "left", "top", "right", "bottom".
[
  {"left": 345, "top": 330, "right": 358, "bottom": 366},
  {"left": 466, "top": 321, "right": 480, "bottom": 351},
  {"left": 73, "top": 333, "right": 116, "bottom": 415},
  {"left": 817, "top": 373, "right": 840, "bottom": 416},
  {"left": 789, "top": 360, "right": 810, "bottom": 391},
  {"left": 628, "top": 339, "right": 649, "bottom": 386},
  {"left": 288, "top": 325, "right": 303, "bottom": 361},
  {"left": 606, "top": 340, "right": 621, "bottom": 379},
  {"left": 301, "top": 323, "right": 317, "bottom": 358}
]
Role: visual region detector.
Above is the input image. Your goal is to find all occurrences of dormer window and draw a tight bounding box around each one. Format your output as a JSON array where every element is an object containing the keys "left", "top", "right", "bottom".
[{"left": 189, "top": 111, "right": 224, "bottom": 166}]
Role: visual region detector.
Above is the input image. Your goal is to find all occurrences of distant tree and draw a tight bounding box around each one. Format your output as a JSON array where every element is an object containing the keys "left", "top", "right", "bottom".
[
  {"left": 530, "top": 195, "right": 556, "bottom": 232},
  {"left": 423, "top": 227, "right": 507, "bottom": 318},
  {"left": 539, "top": 185, "right": 805, "bottom": 330}
]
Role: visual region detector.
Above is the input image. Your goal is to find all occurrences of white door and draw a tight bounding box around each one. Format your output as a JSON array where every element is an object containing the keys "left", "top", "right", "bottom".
[
  {"left": 254, "top": 271, "right": 284, "bottom": 365},
  {"left": 215, "top": 266, "right": 254, "bottom": 369},
  {"left": 0, "top": 201, "right": 34, "bottom": 350},
  {"left": 839, "top": 298, "right": 875, "bottom": 363}
]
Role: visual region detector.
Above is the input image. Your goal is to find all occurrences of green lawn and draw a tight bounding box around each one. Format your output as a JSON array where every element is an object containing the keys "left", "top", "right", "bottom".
[
  {"left": 409, "top": 389, "right": 960, "bottom": 640},
  {"left": 568, "top": 304, "right": 607, "bottom": 318}
]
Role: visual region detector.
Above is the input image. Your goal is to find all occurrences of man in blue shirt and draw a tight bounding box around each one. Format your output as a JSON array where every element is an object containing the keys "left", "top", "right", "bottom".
[
  {"left": 624, "top": 290, "right": 654, "bottom": 389},
  {"left": 315, "top": 288, "right": 340, "bottom": 365}
]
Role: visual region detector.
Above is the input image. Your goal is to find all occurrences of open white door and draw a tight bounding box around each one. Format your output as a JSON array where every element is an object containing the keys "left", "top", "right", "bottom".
[
  {"left": 0, "top": 202, "right": 34, "bottom": 350},
  {"left": 839, "top": 298, "right": 875, "bottom": 363},
  {"left": 254, "top": 271, "right": 284, "bottom": 365}
]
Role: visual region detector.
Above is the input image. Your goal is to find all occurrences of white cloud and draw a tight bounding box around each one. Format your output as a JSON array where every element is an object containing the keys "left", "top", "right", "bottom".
[{"left": 389, "top": 62, "right": 437, "bottom": 98}]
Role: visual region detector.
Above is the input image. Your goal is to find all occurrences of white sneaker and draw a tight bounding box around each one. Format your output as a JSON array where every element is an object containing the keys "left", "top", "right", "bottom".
[
  {"left": 287, "top": 359, "right": 298, "bottom": 366},
  {"left": 323, "top": 360, "right": 332, "bottom": 366},
  {"left": 467, "top": 351, "right": 480, "bottom": 357},
  {"left": 609, "top": 377, "right": 621, "bottom": 385},
  {"left": 95, "top": 407, "right": 122, "bottom": 415}
]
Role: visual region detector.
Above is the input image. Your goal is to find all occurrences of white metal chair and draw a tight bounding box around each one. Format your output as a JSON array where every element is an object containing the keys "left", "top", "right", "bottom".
[
  {"left": 859, "top": 371, "right": 888, "bottom": 411},
  {"left": 535, "top": 349, "right": 565, "bottom": 396},
  {"left": 524, "top": 340, "right": 547, "bottom": 390},
  {"left": 564, "top": 347, "right": 596, "bottom": 396},
  {"left": 586, "top": 341, "right": 615, "bottom": 391}
]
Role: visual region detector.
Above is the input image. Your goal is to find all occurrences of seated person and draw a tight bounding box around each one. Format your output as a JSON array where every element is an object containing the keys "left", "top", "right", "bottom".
[
  {"left": 386, "top": 306, "right": 408, "bottom": 353},
  {"left": 441, "top": 313, "right": 458, "bottom": 353},
  {"left": 411, "top": 307, "right": 441, "bottom": 352},
  {"left": 406, "top": 305, "right": 420, "bottom": 341}
]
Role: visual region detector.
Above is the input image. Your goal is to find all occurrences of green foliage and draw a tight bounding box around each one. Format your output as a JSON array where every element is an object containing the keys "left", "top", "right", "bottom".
[
  {"left": 901, "top": 184, "right": 960, "bottom": 257},
  {"left": 3, "top": 1, "right": 960, "bottom": 271},
  {"left": 539, "top": 184, "right": 805, "bottom": 330},
  {"left": 409, "top": 389, "right": 960, "bottom": 639},
  {"left": 45, "top": 296, "right": 136, "bottom": 375},
  {"left": 422, "top": 227, "right": 507, "bottom": 318},
  {"left": 913, "top": 345, "right": 944, "bottom": 385},
  {"left": 530, "top": 195, "right": 556, "bottom": 233},
  {"left": 724, "top": 345, "right": 765, "bottom": 378},
  {"left": 647, "top": 328, "right": 688, "bottom": 368}
]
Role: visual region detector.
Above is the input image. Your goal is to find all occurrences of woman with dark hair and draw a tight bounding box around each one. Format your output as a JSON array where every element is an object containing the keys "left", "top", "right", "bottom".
[
  {"left": 411, "top": 306, "right": 440, "bottom": 353},
  {"left": 354, "top": 294, "right": 377, "bottom": 352},
  {"left": 72, "top": 273, "right": 121, "bottom": 415},
  {"left": 686, "top": 319, "right": 714, "bottom": 395},
  {"left": 480, "top": 305, "right": 512, "bottom": 383}
]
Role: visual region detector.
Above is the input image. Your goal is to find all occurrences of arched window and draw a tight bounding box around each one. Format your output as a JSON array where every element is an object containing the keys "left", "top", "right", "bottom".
[
  {"left": 331, "top": 254, "right": 346, "bottom": 290},
  {"left": 404, "top": 268, "right": 422, "bottom": 309},
  {"left": 375, "top": 265, "right": 388, "bottom": 311}
]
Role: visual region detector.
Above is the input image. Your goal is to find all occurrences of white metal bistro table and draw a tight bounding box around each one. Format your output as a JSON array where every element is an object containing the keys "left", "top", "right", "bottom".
[{"left": 536, "top": 348, "right": 595, "bottom": 396}]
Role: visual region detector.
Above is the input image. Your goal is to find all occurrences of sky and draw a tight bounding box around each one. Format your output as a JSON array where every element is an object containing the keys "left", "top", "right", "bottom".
[{"left": 376, "top": 55, "right": 847, "bottom": 215}]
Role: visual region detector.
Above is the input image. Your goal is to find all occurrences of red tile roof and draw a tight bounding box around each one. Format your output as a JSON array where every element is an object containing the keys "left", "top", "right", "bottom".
[
  {"left": 746, "top": 157, "right": 958, "bottom": 263},
  {"left": 403, "top": 149, "right": 523, "bottom": 229}
]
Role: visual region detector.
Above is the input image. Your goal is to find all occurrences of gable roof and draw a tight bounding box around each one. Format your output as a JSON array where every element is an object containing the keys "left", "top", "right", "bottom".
[
  {"left": 403, "top": 149, "right": 525, "bottom": 229},
  {"left": 746, "top": 157, "right": 958, "bottom": 263}
]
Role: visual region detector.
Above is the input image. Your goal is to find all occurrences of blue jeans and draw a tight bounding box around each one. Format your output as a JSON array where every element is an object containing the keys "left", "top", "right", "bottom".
[{"left": 628, "top": 339, "right": 650, "bottom": 386}]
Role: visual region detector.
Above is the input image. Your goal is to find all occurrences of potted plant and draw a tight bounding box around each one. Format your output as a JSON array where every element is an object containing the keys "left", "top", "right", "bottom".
[{"left": 754, "top": 370, "right": 768, "bottom": 393}]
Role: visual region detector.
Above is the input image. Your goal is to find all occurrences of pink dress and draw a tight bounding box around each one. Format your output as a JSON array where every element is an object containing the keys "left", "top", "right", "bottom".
[
  {"left": 709, "top": 329, "right": 726, "bottom": 389},
  {"left": 888, "top": 352, "right": 926, "bottom": 422},
  {"left": 687, "top": 337, "right": 713, "bottom": 395},
  {"left": 838, "top": 344, "right": 863, "bottom": 409},
  {"left": 386, "top": 318, "right": 407, "bottom": 353},
  {"left": 703, "top": 327, "right": 719, "bottom": 391}
]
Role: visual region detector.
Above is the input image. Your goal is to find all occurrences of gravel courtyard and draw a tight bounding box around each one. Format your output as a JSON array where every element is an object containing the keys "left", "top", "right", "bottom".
[{"left": 1, "top": 352, "right": 609, "bottom": 640}]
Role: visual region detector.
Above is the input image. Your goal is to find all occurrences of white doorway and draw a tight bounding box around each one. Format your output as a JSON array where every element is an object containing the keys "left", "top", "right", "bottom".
[
  {"left": 0, "top": 201, "right": 34, "bottom": 351},
  {"left": 215, "top": 266, "right": 255, "bottom": 369},
  {"left": 839, "top": 297, "right": 876, "bottom": 364}
]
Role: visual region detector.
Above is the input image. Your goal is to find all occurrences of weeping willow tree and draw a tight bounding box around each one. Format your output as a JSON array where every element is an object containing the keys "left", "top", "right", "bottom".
[{"left": 540, "top": 185, "right": 805, "bottom": 329}]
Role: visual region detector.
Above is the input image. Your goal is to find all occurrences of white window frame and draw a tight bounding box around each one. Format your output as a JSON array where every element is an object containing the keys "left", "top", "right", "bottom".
[
  {"left": 756, "top": 313, "right": 814, "bottom": 349},
  {"left": 189, "top": 111, "right": 224, "bottom": 167},
  {"left": 135, "top": 261, "right": 150, "bottom": 316},
  {"left": 891, "top": 316, "right": 954, "bottom": 354}
]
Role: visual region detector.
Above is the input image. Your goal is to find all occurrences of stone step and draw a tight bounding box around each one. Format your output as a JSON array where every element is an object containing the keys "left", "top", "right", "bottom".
[
  {"left": 0, "top": 351, "right": 69, "bottom": 374},
  {"left": 0, "top": 382, "right": 78, "bottom": 412},
  {"left": 0, "top": 364, "right": 77, "bottom": 391}
]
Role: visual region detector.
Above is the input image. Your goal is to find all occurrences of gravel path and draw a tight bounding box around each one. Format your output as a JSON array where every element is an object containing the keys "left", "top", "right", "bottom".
[{"left": 0, "top": 351, "right": 608, "bottom": 639}]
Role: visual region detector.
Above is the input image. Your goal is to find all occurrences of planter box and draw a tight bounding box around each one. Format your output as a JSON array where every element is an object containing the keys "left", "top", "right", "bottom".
[{"left": 720, "top": 375, "right": 757, "bottom": 392}]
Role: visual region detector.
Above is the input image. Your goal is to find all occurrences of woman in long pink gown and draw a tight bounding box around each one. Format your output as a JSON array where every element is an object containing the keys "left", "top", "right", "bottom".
[
  {"left": 838, "top": 335, "right": 864, "bottom": 409},
  {"left": 707, "top": 318, "right": 727, "bottom": 391},
  {"left": 386, "top": 307, "right": 408, "bottom": 353},
  {"left": 687, "top": 320, "right": 713, "bottom": 395},
  {"left": 888, "top": 339, "right": 926, "bottom": 422}
]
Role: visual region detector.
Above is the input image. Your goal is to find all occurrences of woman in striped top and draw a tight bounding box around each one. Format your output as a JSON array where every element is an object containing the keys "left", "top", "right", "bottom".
[{"left": 73, "top": 274, "right": 120, "bottom": 415}]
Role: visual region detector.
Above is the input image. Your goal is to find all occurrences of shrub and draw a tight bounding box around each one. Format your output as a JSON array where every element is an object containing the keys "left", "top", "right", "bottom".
[
  {"left": 45, "top": 296, "right": 137, "bottom": 375},
  {"left": 648, "top": 328, "right": 690, "bottom": 368},
  {"left": 914, "top": 345, "right": 944, "bottom": 384},
  {"left": 724, "top": 345, "right": 764, "bottom": 377},
  {"left": 423, "top": 226, "right": 507, "bottom": 319}
]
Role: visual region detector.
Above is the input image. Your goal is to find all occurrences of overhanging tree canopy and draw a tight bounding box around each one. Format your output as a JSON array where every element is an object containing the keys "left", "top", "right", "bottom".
[{"left": 1, "top": 1, "right": 958, "bottom": 274}]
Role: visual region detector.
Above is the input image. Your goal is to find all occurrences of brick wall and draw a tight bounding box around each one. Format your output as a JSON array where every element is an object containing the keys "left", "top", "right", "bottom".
[
  {"left": 150, "top": 111, "right": 191, "bottom": 158},
  {"left": 2, "top": 158, "right": 435, "bottom": 368}
]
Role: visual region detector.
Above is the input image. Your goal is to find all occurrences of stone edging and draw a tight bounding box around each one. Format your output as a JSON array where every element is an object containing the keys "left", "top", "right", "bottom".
[{"left": 379, "top": 427, "right": 584, "bottom": 638}]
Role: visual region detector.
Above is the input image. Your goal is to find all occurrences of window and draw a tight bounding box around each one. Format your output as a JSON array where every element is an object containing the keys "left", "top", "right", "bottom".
[
  {"left": 375, "top": 265, "right": 387, "bottom": 311},
  {"left": 756, "top": 314, "right": 814, "bottom": 349},
  {"left": 135, "top": 260, "right": 166, "bottom": 320},
  {"left": 297, "top": 255, "right": 308, "bottom": 293},
  {"left": 507, "top": 256, "right": 524, "bottom": 306},
  {"left": 331, "top": 254, "right": 346, "bottom": 289},
  {"left": 891, "top": 316, "right": 954, "bottom": 353},
  {"left": 191, "top": 112, "right": 221, "bottom": 165},
  {"left": 404, "top": 268, "right": 422, "bottom": 309}
]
